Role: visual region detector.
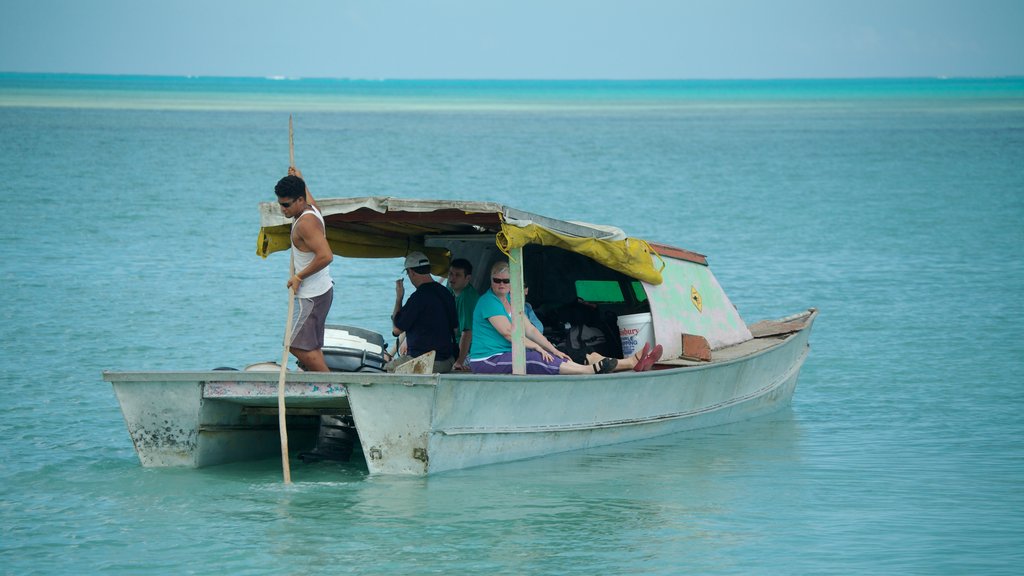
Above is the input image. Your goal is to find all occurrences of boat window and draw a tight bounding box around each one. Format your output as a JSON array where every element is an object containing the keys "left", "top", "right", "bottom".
[
  {"left": 574, "top": 280, "right": 626, "bottom": 303},
  {"left": 630, "top": 281, "right": 648, "bottom": 303}
]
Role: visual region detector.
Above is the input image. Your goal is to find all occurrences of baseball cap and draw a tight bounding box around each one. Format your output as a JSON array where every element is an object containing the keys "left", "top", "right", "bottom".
[{"left": 404, "top": 251, "right": 431, "bottom": 269}]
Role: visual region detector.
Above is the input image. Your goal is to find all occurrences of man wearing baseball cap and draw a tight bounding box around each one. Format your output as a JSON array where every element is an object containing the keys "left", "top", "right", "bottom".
[{"left": 390, "top": 251, "right": 459, "bottom": 373}]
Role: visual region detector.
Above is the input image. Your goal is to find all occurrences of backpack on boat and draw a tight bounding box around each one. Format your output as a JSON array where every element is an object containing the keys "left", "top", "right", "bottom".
[
  {"left": 557, "top": 324, "right": 607, "bottom": 364},
  {"left": 550, "top": 298, "right": 622, "bottom": 363}
]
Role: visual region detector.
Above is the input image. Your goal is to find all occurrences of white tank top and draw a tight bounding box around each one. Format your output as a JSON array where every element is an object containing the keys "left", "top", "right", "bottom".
[{"left": 291, "top": 206, "right": 333, "bottom": 298}]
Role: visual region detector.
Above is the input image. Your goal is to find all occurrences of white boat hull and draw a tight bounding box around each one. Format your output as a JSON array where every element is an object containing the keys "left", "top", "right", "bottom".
[{"left": 104, "top": 310, "right": 815, "bottom": 476}]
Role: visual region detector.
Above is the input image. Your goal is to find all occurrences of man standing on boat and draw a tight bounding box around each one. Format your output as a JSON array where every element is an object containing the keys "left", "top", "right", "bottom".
[
  {"left": 446, "top": 258, "right": 479, "bottom": 371},
  {"left": 275, "top": 168, "right": 334, "bottom": 372},
  {"left": 390, "top": 252, "right": 459, "bottom": 373}
]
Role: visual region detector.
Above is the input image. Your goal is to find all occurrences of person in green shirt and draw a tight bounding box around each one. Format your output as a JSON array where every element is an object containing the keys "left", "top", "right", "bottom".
[{"left": 446, "top": 258, "right": 480, "bottom": 371}]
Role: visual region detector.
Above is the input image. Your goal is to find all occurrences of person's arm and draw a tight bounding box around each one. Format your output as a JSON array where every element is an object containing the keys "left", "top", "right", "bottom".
[
  {"left": 525, "top": 304, "right": 544, "bottom": 333},
  {"left": 487, "top": 315, "right": 513, "bottom": 339},
  {"left": 526, "top": 323, "right": 569, "bottom": 360},
  {"left": 454, "top": 292, "right": 475, "bottom": 370},
  {"left": 455, "top": 329, "right": 472, "bottom": 370},
  {"left": 286, "top": 216, "right": 333, "bottom": 292},
  {"left": 288, "top": 166, "right": 317, "bottom": 209},
  {"left": 391, "top": 279, "right": 405, "bottom": 336},
  {"left": 488, "top": 316, "right": 546, "bottom": 354}
]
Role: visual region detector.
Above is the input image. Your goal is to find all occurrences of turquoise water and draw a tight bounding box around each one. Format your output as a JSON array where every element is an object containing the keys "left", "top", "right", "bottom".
[{"left": 1, "top": 75, "right": 1022, "bottom": 574}]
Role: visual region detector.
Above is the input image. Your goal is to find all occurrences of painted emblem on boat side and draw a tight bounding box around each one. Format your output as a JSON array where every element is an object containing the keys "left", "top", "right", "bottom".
[{"left": 691, "top": 285, "right": 703, "bottom": 312}]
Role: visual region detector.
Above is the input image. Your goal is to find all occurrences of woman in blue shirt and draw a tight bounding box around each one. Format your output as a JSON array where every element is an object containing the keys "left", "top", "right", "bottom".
[{"left": 467, "top": 262, "right": 619, "bottom": 375}]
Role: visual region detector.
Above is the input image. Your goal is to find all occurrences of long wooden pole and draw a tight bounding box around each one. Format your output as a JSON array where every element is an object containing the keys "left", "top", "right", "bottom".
[
  {"left": 277, "top": 116, "right": 295, "bottom": 484},
  {"left": 288, "top": 115, "right": 295, "bottom": 169}
]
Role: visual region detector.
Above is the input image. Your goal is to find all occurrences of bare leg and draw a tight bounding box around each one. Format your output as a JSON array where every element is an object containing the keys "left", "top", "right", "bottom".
[
  {"left": 558, "top": 357, "right": 618, "bottom": 375},
  {"left": 586, "top": 350, "right": 640, "bottom": 372},
  {"left": 558, "top": 360, "right": 595, "bottom": 375},
  {"left": 290, "top": 347, "right": 329, "bottom": 372}
]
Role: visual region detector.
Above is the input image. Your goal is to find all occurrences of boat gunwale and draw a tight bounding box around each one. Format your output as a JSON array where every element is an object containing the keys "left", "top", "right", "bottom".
[{"left": 102, "top": 309, "right": 816, "bottom": 386}]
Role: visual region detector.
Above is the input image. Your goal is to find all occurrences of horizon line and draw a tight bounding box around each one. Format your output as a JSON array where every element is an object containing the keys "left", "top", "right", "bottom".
[{"left": 3, "top": 71, "right": 1023, "bottom": 83}]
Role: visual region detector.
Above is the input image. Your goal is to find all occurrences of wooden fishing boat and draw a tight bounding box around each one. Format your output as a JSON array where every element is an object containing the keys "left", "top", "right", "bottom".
[{"left": 103, "top": 197, "right": 816, "bottom": 475}]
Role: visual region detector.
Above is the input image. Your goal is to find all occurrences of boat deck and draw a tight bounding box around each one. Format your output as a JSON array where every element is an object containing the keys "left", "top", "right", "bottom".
[
  {"left": 104, "top": 309, "right": 817, "bottom": 401},
  {"left": 660, "top": 334, "right": 786, "bottom": 367},
  {"left": 658, "top": 308, "right": 815, "bottom": 367}
]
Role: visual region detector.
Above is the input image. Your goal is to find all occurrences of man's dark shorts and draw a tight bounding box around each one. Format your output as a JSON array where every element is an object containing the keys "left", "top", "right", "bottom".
[{"left": 289, "top": 287, "right": 334, "bottom": 351}]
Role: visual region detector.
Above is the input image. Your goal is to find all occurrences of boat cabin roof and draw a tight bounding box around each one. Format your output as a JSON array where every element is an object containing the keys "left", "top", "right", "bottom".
[{"left": 257, "top": 197, "right": 706, "bottom": 278}]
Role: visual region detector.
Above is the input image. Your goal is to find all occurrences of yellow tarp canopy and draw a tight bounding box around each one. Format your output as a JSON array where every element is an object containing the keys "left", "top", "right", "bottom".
[
  {"left": 257, "top": 219, "right": 663, "bottom": 284},
  {"left": 257, "top": 225, "right": 450, "bottom": 276},
  {"left": 496, "top": 222, "right": 663, "bottom": 285}
]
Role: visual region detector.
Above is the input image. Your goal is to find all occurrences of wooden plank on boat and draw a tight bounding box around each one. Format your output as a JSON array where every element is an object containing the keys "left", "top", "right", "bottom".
[
  {"left": 393, "top": 351, "right": 436, "bottom": 375},
  {"left": 648, "top": 242, "right": 708, "bottom": 266},
  {"left": 680, "top": 333, "right": 712, "bottom": 362},
  {"left": 749, "top": 319, "right": 806, "bottom": 338}
]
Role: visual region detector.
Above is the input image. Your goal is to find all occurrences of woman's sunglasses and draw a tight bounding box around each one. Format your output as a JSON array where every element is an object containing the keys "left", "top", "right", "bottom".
[{"left": 491, "top": 278, "right": 510, "bottom": 284}]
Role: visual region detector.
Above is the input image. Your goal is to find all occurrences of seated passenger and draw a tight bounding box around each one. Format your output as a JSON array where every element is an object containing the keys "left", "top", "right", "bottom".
[
  {"left": 523, "top": 282, "right": 544, "bottom": 333},
  {"left": 387, "top": 251, "right": 459, "bottom": 373},
  {"left": 446, "top": 257, "right": 479, "bottom": 371},
  {"left": 467, "top": 262, "right": 660, "bottom": 374}
]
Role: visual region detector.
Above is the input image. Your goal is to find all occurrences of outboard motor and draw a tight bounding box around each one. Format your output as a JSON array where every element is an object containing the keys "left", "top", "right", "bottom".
[
  {"left": 299, "top": 414, "right": 359, "bottom": 463},
  {"left": 321, "top": 325, "right": 387, "bottom": 372}
]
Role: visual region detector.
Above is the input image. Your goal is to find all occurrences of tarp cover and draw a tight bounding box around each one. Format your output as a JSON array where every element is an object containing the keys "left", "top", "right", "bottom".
[
  {"left": 257, "top": 225, "right": 451, "bottom": 276},
  {"left": 257, "top": 200, "right": 664, "bottom": 283},
  {"left": 496, "top": 222, "right": 663, "bottom": 285}
]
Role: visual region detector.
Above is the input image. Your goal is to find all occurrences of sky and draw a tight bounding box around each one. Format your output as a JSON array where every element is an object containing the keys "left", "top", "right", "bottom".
[{"left": 1, "top": 0, "right": 1022, "bottom": 79}]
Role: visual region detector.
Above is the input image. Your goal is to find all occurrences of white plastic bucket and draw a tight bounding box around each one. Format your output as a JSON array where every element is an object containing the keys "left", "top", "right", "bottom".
[{"left": 618, "top": 312, "right": 653, "bottom": 357}]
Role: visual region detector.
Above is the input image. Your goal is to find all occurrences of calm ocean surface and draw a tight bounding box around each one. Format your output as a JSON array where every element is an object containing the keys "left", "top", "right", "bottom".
[{"left": 1, "top": 74, "right": 1022, "bottom": 574}]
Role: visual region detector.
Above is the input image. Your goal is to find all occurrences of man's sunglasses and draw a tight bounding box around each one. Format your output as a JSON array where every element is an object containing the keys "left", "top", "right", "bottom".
[
  {"left": 492, "top": 278, "right": 511, "bottom": 284},
  {"left": 279, "top": 199, "right": 298, "bottom": 209}
]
